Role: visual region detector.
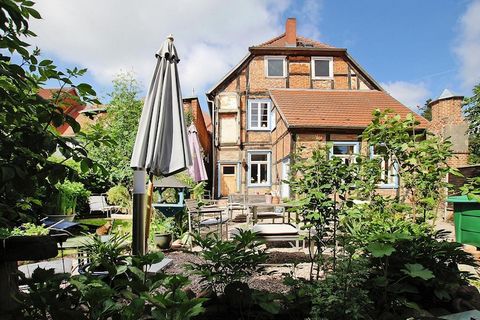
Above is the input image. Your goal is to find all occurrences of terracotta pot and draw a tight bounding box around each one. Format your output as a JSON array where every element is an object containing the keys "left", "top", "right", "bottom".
[{"left": 272, "top": 196, "right": 280, "bottom": 204}]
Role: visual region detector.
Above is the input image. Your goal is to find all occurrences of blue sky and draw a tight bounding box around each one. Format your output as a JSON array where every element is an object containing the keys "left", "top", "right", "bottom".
[{"left": 30, "top": 0, "right": 480, "bottom": 113}]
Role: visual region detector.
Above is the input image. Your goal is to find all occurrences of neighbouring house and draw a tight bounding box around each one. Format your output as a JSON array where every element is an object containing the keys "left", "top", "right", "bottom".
[
  {"left": 38, "top": 88, "right": 105, "bottom": 136},
  {"left": 206, "top": 18, "right": 467, "bottom": 199}
]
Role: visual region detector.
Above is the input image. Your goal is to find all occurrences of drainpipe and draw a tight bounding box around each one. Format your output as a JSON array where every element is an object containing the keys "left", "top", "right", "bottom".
[{"left": 206, "top": 95, "right": 217, "bottom": 199}]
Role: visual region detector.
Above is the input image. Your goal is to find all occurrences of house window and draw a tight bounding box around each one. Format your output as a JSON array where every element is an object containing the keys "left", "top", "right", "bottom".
[
  {"left": 312, "top": 57, "right": 333, "bottom": 79},
  {"left": 248, "top": 151, "right": 271, "bottom": 186},
  {"left": 370, "top": 145, "right": 398, "bottom": 188},
  {"left": 330, "top": 142, "right": 359, "bottom": 165},
  {"left": 248, "top": 100, "right": 271, "bottom": 130},
  {"left": 265, "top": 56, "right": 286, "bottom": 78}
]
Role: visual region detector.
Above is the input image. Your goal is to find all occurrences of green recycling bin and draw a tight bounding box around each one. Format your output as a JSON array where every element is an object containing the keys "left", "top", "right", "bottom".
[{"left": 447, "top": 195, "right": 480, "bottom": 247}]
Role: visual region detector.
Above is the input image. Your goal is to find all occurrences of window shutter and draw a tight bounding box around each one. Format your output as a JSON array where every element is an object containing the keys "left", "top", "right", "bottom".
[{"left": 270, "top": 106, "right": 276, "bottom": 131}]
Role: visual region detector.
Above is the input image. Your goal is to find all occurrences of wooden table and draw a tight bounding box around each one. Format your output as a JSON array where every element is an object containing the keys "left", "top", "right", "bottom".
[{"left": 245, "top": 202, "right": 297, "bottom": 225}]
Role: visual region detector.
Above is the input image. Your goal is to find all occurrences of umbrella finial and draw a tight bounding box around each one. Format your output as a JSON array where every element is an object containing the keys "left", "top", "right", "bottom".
[{"left": 167, "top": 34, "right": 174, "bottom": 42}]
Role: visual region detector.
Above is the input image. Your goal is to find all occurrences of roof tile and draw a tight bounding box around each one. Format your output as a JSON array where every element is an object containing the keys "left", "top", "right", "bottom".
[{"left": 269, "top": 89, "right": 429, "bottom": 129}]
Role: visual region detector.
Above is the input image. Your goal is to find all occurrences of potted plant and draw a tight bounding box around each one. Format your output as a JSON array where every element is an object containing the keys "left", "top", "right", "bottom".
[
  {"left": 271, "top": 188, "right": 280, "bottom": 204},
  {"left": 78, "top": 233, "right": 129, "bottom": 278},
  {"left": 0, "top": 223, "right": 58, "bottom": 262},
  {"left": 265, "top": 191, "right": 273, "bottom": 204},
  {"left": 48, "top": 180, "right": 90, "bottom": 222},
  {"left": 152, "top": 216, "right": 174, "bottom": 249}
]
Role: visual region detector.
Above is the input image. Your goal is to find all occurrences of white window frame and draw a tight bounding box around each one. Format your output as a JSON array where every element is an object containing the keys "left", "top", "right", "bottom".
[
  {"left": 247, "top": 99, "right": 271, "bottom": 131},
  {"left": 329, "top": 142, "right": 360, "bottom": 164},
  {"left": 264, "top": 56, "right": 287, "bottom": 78},
  {"left": 247, "top": 151, "right": 271, "bottom": 187},
  {"left": 311, "top": 56, "right": 333, "bottom": 79},
  {"left": 369, "top": 145, "right": 399, "bottom": 189}
]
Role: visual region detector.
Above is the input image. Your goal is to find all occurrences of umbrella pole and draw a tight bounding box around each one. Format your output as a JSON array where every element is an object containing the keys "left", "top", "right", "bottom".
[
  {"left": 145, "top": 174, "right": 154, "bottom": 251},
  {"left": 132, "top": 169, "right": 146, "bottom": 255}
]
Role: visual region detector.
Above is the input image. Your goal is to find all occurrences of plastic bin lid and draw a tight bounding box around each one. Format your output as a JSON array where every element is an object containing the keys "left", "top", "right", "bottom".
[{"left": 447, "top": 195, "right": 479, "bottom": 203}]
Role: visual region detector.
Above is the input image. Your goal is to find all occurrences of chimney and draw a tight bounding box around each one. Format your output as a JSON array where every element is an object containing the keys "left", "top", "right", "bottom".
[
  {"left": 285, "top": 18, "right": 296, "bottom": 47},
  {"left": 429, "top": 89, "right": 469, "bottom": 167}
]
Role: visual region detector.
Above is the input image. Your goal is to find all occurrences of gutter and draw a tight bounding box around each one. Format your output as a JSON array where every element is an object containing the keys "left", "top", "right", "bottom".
[{"left": 206, "top": 95, "right": 217, "bottom": 199}]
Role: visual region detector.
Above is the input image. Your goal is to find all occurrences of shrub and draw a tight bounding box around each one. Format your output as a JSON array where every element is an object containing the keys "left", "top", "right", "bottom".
[
  {"left": 308, "top": 257, "right": 373, "bottom": 320},
  {"left": 54, "top": 180, "right": 90, "bottom": 215},
  {"left": 188, "top": 229, "right": 267, "bottom": 294},
  {"left": 106, "top": 185, "right": 131, "bottom": 210}
]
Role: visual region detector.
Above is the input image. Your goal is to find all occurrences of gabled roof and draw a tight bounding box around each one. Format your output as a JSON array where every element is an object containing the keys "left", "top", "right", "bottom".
[
  {"left": 269, "top": 89, "right": 429, "bottom": 129},
  {"left": 254, "top": 33, "right": 336, "bottom": 49},
  {"left": 38, "top": 87, "right": 79, "bottom": 100}
]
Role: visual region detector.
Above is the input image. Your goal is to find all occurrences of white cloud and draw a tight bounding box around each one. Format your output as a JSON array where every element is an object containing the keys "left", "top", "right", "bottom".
[
  {"left": 455, "top": 0, "right": 480, "bottom": 89},
  {"left": 381, "top": 81, "right": 430, "bottom": 111},
  {"left": 30, "top": 0, "right": 296, "bottom": 97}
]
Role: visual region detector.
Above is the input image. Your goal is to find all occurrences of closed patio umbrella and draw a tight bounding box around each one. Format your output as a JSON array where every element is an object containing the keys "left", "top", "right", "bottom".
[
  {"left": 130, "top": 35, "right": 192, "bottom": 255},
  {"left": 187, "top": 124, "right": 208, "bottom": 182}
]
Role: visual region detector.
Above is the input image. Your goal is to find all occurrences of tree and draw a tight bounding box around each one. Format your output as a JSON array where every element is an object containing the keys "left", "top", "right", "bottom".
[
  {"left": 464, "top": 83, "right": 480, "bottom": 164},
  {"left": 83, "top": 73, "right": 143, "bottom": 190},
  {"left": 361, "top": 109, "right": 456, "bottom": 221},
  {"left": 419, "top": 98, "right": 432, "bottom": 121},
  {"left": 0, "top": 0, "right": 99, "bottom": 226}
]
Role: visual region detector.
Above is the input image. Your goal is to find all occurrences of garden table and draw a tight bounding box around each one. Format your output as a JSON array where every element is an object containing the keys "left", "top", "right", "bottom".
[{"left": 245, "top": 202, "right": 297, "bottom": 225}]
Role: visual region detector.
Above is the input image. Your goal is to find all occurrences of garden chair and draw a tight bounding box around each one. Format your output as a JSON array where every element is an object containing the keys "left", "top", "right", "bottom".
[
  {"left": 185, "top": 199, "right": 229, "bottom": 239},
  {"left": 227, "top": 194, "right": 247, "bottom": 221},
  {"left": 88, "top": 195, "right": 121, "bottom": 217}
]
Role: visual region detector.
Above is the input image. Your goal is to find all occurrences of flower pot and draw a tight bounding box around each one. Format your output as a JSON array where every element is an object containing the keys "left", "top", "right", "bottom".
[
  {"left": 265, "top": 194, "right": 273, "bottom": 204},
  {"left": 272, "top": 196, "right": 280, "bottom": 204},
  {"left": 46, "top": 214, "right": 76, "bottom": 222},
  {"left": 154, "top": 233, "right": 172, "bottom": 249},
  {"left": 0, "top": 235, "right": 58, "bottom": 262}
]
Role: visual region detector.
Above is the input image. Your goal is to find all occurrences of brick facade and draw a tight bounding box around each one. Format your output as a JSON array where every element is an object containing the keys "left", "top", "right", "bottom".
[{"left": 206, "top": 18, "right": 430, "bottom": 198}]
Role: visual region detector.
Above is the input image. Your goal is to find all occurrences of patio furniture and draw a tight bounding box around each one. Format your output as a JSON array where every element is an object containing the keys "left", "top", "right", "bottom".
[
  {"left": 246, "top": 202, "right": 296, "bottom": 225},
  {"left": 185, "top": 199, "right": 229, "bottom": 239},
  {"left": 241, "top": 202, "right": 301, "bottom": 248},
  {"left": 227, "top": 194, "right": 247, "bottom": 221},
  {"left": 89, "top": 195, "right": 121, "bottom": 217}
]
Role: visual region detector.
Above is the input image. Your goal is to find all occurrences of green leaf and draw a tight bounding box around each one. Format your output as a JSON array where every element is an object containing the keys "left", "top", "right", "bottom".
[
  {"left": 401, "top": 263, "right": 434, "bottom": 280},
  {"left": 259, "top": 301, "right": 281, "bottom": 314},
  {"left": 366, "top": 242, "right": 395, "bottom": 257}
]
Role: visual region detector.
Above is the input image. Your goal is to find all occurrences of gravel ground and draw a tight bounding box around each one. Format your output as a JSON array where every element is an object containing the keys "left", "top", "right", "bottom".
[{"left": 163, "top": 249, "right": 312, "bottom": 295}]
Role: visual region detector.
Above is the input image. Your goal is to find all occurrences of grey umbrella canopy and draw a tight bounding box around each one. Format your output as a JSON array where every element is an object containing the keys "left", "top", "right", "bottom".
[
  {"left": 130, "top": 36, "right": 192, "bottom": 176},
  {"left": 130, "top": 36, "right": 191, "bottom": 255}
]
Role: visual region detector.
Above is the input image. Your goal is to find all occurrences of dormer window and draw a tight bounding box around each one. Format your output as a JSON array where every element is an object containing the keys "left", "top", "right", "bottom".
[
  {"left": 265, "top": 56, "right": 286, "bottom": 78},
  {"left": 312, "top": 57, "right": 333, "bottom": 79}
]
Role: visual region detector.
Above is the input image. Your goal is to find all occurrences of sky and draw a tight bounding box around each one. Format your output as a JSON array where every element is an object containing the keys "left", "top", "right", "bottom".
[{"left": 28, "top": 0, "right": 480, "bottom": 114}]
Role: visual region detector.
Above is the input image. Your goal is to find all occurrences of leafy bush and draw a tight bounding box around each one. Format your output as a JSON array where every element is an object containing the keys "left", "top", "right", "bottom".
[
  {"left": 17, "top": 250, "right": 206, "bottom": 320},
  {"left": 161, "top": 188, "right": 178, "bottom": 204},
  {"left": 308, "top": 257, "right": 373, "bottom": 320},
  {"left": 188, "top": 229, "right": 267, "bottom": 294},
  {"left": 151, "top": 216, "right": 175, "bottom": 234},
  {"left": 342, "top": 199, "right": 477, "bottom": 316},
  {"left": 80, "top": 233, "right": 129, "bottom": 278},
  {"left": 55, "top": 180, "right": 90, "bottom": 215},
  {"left": 106, "top": 185, "right": 131, "bottom": 210},
  {"left": 0, "top": 223, "right": 49, "bottom": 238}
]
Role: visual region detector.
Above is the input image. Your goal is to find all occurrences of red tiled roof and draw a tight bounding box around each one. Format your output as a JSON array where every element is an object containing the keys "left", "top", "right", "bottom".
[
  {"left": 269, "top": 89, "right": 429, "bottom": 129},
  {"left": 255, "top": 33, "right": 336, "bottom": 49},
  {"left": 38, "top": 87, "right": 78, "bottom": 100}
]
